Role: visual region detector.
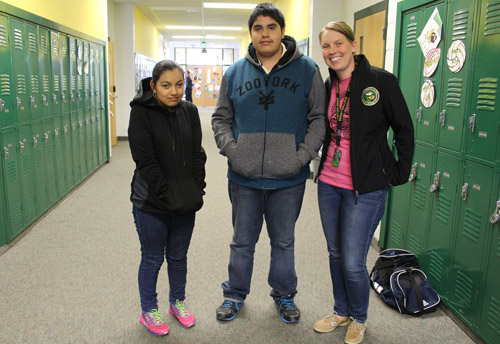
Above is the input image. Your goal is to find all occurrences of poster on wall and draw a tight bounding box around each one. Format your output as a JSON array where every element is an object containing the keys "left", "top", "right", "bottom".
[
  {"left": 134, "top": 53, "right": 157, "bottom": 93},
  {"left": 423, "top": 48, "right": 441, "bottom": 77},
  {"left": 421, "top": 79, "right": 435, "bottom": 108},
  {"left": 447, "top": 40, "right": 466, "bottom": 73},
  {"left": 418, "top": 8, "right": 442, "bottom": 57}
]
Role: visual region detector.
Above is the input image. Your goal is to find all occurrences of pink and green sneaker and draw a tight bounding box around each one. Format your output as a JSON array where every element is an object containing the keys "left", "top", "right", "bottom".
[
  {"left": 169, "top": 299, "right": 196, "bottom": 328},
  {"left": 140, "top": 309, "right": 169, "bottom": 335}
]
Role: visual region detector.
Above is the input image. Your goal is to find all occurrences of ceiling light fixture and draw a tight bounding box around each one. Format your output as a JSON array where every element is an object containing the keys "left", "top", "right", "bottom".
[
  {"left": 172, "top": 35, "right": 236, "bottom": 40},
  {"left": 203, "top": 3, "right": 257, "bottom": 9},
  {"left": 165, "top": 25, "right": 242, "bottom": 30}
]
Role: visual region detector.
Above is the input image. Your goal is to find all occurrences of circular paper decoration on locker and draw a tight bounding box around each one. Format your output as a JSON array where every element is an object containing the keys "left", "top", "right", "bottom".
[
  {"left": 421, "top": 79, "right": 435, "bottom": 108},
  {"left": 447, "top": 40, "right": 466, "bottom": 73},
  {"left": 423, "top": 48, "right": 441, "bottom": 77}
]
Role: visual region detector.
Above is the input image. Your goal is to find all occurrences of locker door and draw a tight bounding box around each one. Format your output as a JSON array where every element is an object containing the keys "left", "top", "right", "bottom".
[
  {"left": 43, "top": 118, "right": 57, "bottom": 206},
  {"left": 31, "top": 119, "right": 48, "bottom": 214},
  {"left": 84, "top": 109, "right": 93, "bottom": 174},
  {"left": 39, "top": 27, "right": 52, "bottom": 118},
  {"left": 437, "top": 0, "right": 477, "bottom": 151},
  {"left": 62, "top": 116, "right": 73, "bottom": 191},
  {"left": 83, "top": 41, "right": 90, "bottom": 110},
  {"left": 70, "top": 112, "right": 80, "bottom": 185},
  {"left": 0, "top": 165, "right": 7, "bottom": 246},
  {"left": 59, "top": 33, "right": 69, "bottom": 114},
  {"left": 466, "top": 0, "right": 500, "bottom": 162},
  {"left": 78, "top": 111, "right": 86, "bottom": 178},
  {"left": 26, "top": 22, "right": 42, "bottom": 120},
  {"left": 50, "top": 30, "right": 61, "bottom": 116},
  {"left": 10, "top": 18, "right": 30, "bottom": 124},
  {"left": 449, "top": 161, "right": 494, "bottom": 326},
  {"left": 53, "top": 116, "right": 66, "bottom": 197},
  {"left": 68, "top": 36, "right": 77, "bottom": 113},
  {"left": 416, "top": 2, "right": 448, "bottom": 145},
  {"left": 1, "top": 129, "right": 23, "bottom": 239},
  {"left": 90, "top": 109, "right": 97, "bottom": 171},
  {"left": 0, "top": 15, "right": 15, "bottom": 128},
  {"left": 18, "top": 124, "right": 36, "bottom": 225},
  {"left": 385, "top": 178, "right": 412, "bottom": 249},
  {"left": 406, "top": 144, "right": 435, "bottom": 257},
  {"left": 425, "top": 151, "right": 462, "bottom": 300},
  {"left": 89, "top": 44, "right": 96, "bottom": 109},
  {"left": 76, "top": 39, "right": 84, "bottom": 111},
  {"left": 479, "top": 185, "right": 500, "bottom": 344}
]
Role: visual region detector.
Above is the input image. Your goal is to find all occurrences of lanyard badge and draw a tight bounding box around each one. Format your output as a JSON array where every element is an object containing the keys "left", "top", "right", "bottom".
[{"left": 331, "top": 78, "right": 351, "bottom": 168}]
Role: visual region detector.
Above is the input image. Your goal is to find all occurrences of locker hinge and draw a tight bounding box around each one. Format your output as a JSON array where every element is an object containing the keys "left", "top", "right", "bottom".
[
  {"left": 469, "top": 114, "right": 476, "bottom": 133},
  {"left": 429, "top": 171, "right": 440, "bottom": 193},
  {"left": 490, "top": 200, "right": 500, "bottom": 224},
  {"left": 461, "top": 183, "right": 468, "bottom": 201},
  {"left": 409, "top": 162, "right": 418, "bottom": 181},
  {"left": 439, "top": 110, "right": 446, "bottom": 127}
]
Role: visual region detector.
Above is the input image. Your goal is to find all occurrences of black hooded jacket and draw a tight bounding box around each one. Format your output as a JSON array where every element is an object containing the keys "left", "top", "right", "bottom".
[{"left": 128, "top": 77, "right": 207, "bottom": 215}]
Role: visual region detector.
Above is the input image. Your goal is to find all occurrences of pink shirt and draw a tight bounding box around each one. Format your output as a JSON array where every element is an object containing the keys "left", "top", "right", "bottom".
[{"left": 318, "top": 76, "right": 353, "bottom": 190}]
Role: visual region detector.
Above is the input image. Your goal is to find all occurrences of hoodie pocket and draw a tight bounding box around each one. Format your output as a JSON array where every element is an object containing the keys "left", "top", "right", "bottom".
[{"left": 158, "top": 178, "right": 203, "bottom": 215}]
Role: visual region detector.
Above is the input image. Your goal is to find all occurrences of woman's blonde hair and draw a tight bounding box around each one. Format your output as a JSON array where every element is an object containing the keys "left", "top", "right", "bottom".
[{"left": 319, "top": 21, "right": 355, "bottom": 43}]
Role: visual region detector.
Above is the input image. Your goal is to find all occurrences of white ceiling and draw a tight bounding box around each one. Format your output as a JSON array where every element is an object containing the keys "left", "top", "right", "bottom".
[{"left": 112, "top": 0, "right": 274, "bottom": 42}]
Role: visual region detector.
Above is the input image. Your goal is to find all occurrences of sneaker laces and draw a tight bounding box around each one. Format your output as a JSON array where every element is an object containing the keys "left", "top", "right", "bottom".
[
  {"left": 221, "top": 300, "right": 235, "bottom": 309},
  {"left": 279, "top": 296, "right": 297, "bottom": 311},
  {"left": 173, "top": 300, "right": 190, "bottom": 317},
  {"left": 147, "top": 309, "right": 164, "bottom": 325}
]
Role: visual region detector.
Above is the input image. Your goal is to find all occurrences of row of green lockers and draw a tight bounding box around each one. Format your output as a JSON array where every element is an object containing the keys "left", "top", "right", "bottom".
[
  {"left": 382, "top": 0, "right": 500, "bottom": 343},
  {"left": 0, "top": 13, "right": 109, "bottom": 247}
]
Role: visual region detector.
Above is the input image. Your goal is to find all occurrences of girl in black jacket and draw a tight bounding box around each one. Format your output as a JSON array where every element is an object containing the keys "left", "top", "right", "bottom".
[
  {"left": 128, "top": 60, "right": 207, "bottom": 335},
  {"left": 313, "top": 22, "right": 414, "bottom": 344}
]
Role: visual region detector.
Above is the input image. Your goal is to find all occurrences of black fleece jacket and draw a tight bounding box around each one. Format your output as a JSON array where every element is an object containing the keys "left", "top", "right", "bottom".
[
  {"left": 128, "top": 77, "right": 207, "bottom": 215},
  {"left": 318, "top": 54, "right": 414, "bottom": 195}
]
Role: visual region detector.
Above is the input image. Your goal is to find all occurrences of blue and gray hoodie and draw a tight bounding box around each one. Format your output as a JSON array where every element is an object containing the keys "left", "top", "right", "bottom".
[{"left": 212, "top": 35, "right": 326, "bottom": 189}]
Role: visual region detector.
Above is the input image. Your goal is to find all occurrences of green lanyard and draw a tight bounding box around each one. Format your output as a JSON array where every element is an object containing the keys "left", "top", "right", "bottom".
[{"left": 335, "top": 77, "right": 351, "bottom": 146}]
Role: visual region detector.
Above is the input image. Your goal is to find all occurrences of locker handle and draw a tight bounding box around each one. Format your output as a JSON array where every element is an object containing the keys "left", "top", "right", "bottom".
[
  {"left": 3, "top": 147, "right": 8, "bottom": 160},
  {"left": 17, "top": 97, "right": 21, "bottom": 109},
  {"left": 439, "top": 110, "right": 446, "bottom": 127},
  {"left": 42, "top": 95, "right": 48, "bottom": 106},
  {"left": 408, "top": 162, "right": 417, "bottom": 181},
  {"left": 490, "top": 200, "right": 500, "bottom": 224},
  {"left": 54, "top": 129, "right": 59, "bottom": 139},
  {"left": 31, "top": 96, "right": 35, "bottom": 107},
  {"left": 53, "top": 94, "right": 57, "bottom": 103},
  {"left": 461, "top": 183, "right": 468, "bottom": 201},
  {"left": 62, "top": 93, "right": 66, "bottom": 103},
  {"left": 469, "top": 114, "right": 476, "bottom": 133},
  {"left": 19, "top": 142, "right": 24, "bottom": 154},
  {"left": 64, "top": 126, "right": 68, "bottom": 135},
  {"left": 78, "top": 92, "right": 81, "bottom": 100},
  {"left": 44, "top": 132, "right": 49, "bottom": 143},
  {"left": 416, "top": 107, "right": 422, "bottom": 122},
  {"left": 429, "top": 171, "right": 440, "bottom": 193},
  {"left": 33, "top": 137, "right": 38, "bottom": 149},
  {"left": 0, "top": 99, "right": 4, "bottom": 112},
  {"left": 72, "top": 123, "right": 76, "bottom": 132},
  {"left": 71, "top": 92, "right": 75, "bottom": 101}
]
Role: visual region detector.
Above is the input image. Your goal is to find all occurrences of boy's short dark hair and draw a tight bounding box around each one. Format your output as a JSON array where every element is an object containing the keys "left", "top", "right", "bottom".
[{"left": 248, "top": 2, "right": 285, "bottom": 31}]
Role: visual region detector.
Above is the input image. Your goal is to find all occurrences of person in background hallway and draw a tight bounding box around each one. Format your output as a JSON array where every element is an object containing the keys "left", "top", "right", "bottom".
[
  {"left": 185, "top": 70, "right": 193, "bottom": 102},
  {"left": 313, "top": 22, "right": 414, "bottom": 344},
  {"left": 128, "top": 60, "right": 207, "bottom": 336},
  {"left": 212, "top": 2, "right": 326, "bottom": 324}
]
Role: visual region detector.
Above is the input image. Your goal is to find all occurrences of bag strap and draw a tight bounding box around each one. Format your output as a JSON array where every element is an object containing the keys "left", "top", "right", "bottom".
[{"left": 397, "top": 269, "right": 425, "bottom": 316}]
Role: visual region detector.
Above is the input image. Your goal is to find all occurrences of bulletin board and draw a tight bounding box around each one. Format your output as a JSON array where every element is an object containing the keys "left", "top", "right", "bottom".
[{"left": 188, "top": 65, "right": 223, "bottom": 107}]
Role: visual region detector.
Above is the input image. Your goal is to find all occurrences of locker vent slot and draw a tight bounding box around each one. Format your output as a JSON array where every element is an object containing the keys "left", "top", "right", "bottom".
[
  {"left": 408, "top": 234, "right": 421, "bottom": 255},
  {"left": 7, "top": 159, "right": 17, "bottom": 182},
  {"left": 11, "top": 204, "right": 22, "bottom": 228},
  {"left": 485, "top": 1, "right": 500, "bottom": 36},
  {"left": 435, "top": 194, "right": 451, "bottom": 225},
  {"left": 13, "top": 29, "right": 23, "bottom": 50},
  {"left": 91, "top": 75, "right": 95, "bottom": 93},
  {"left": 22, "top": 154, "right": 31, "bottom": 174},
  {"left": 428, "top": 251, "right": 444, "bottom": 283},
  {"left": 406, "top": 22, "right": 417, "bottom": 48},
  {"left": 476, "top": 78, "right": 497, "bottom": 111},
  {"left": 51, "top": 37, "right": 58, "bottom": 57},
  {"left": 452, "top": 9, "right": 469, "bottom": 40},
  {"left": 16, "top": 75, "right": 26, "bottom": 95},
  {"left": 71, "top": 76, "right": 76, "bottom": 91},
  {"left": 390, "top": 221, "right": 404, "bottom": 248},
  {"left": 77, "top": 75, "right": 83, "bottom": 90},
  {"left": 26, "top": 195, "right": 35, "bottom": 218},
  {"left": 0, "top": 74, "right": 10, "bottom": 96},
  {"left": 70, "top": 41, "right": 75, "bottom": 58},
  {"left": 42, "top": 75, "right": 50, "bottom": 93},
  {"left": 30, "top": 75, "right": 39, "bottom": 94},
  {"left": 463, "top": 207, "right": 481, "bottom": 243},
  {"left": 454, "top": 270, "right": 473, "bottom": 308},
  {"left": 487, "top": 297, "right": 500, "bottom": 336},
  {"left": 446, "top": 78, "right": 463, "bottom": 108},
  {"left": 60, "top": 41, "right": 67, "bottom": 57},
  {"left": 53, "top": 75, "right": 60, "bottom": 92},
  {"left": 413, "top": 182, "right": 427, "bottom": 210},
  {"left": 84, "top": 75, "right": 89, "bottom": 90},
  {"left": 38, "top": 190, "right": 47, "bottom": 211},
  {"left": 56, "top": 140, "right": 63, "bottom": 157},
  {"left": 497, "top": 235, "right": 500, "bottom": 258},
  {"left": 62, "top": 75, "right": 68, "bottom": 91},
  {"left": 0, "top": 24, "right": 7, "bottom": 47},
  {"left": 40, "top": 34, "right": 48, "bottom": 54},
  {"left": 28, "top": 32, "right": 36, "bottom": 52},
  {"left": 35, "top": 147, "right": 43, "bottom": 168}
]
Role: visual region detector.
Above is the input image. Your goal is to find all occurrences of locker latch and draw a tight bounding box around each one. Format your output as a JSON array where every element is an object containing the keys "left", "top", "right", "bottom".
[
  {"left": 3, "top": 147, "right": 8, "bottom": 160},
  {"left": 416, "top": 107, "right": 422, "bottom": 122},
  {"left": 70, "top": 92, "right": 75, "bottom": 101},
  {"left": 439, "top": 110, "right": 446, "bottom": 127},
  {"left": 0, "top": 99, "right": 4, "bottom": 112},
  {"left": 469, "top": 114, "right": 476, "bottom": 133},
  {"left": 19, "top": 141, "right": 24, "bottom": 154},
  {"left": 78, "top": 92, "right": 81, "bottom": 100},
  {"left": 408, "top": 162, "right": 417, "bottom": 181},
  {"left": 54, "top": 129, "right": 59, "bottom": 139},
  {"left": 31, "top": 96, "right": 35, "bottom": 107},
  {"left": 44, "top": 132, "right": 49, "bottom": 143},
  {"left": 16, "top": 97, "right": 21, "bottom": 109},
  {"left": 62, "top": 93, "right": 66, "bottom": 103},
  {"left": 72, "top": 123, "right": 76, "bottom": 132},
  {"left": 490, "top": 200, "right": 500, "bottom": 224},
  {"left": 53, "top": 93, "right": 57, "bottom": 103},
  {"left": 43, "top": 95, "right": 48, "bottom": 106},
  {"left": 64, "top": 126, "right": 68, "bottom": 135},
  {"left": 33, "top": 137, "right": 38, "bottom": 149},
  {"left": 461, "top": 183, "right": 468, "bottom": 201},
  {"left": 429, "top": 171, "right": 440, "bottom": 193}
]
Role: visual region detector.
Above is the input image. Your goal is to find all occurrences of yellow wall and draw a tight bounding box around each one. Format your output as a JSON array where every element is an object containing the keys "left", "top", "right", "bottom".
[
  {"left": 1, "top": 0, "right": 106, "bottom": 40},
  {"left": 275, "top": 0, "right": 309, "bottom": 41},
  {"left": 134, "top": 7, "right": 159, "bottom": 60}
]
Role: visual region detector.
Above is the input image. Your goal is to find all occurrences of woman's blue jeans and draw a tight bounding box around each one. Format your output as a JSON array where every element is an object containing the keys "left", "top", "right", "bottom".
[
  {"left": 317, "top": 181, "right": 388, "bottom": 323},
  {"left": 132, "top": 206, "right": 195, "bottom": 312},
  {"left": 222, "top": 181, "right": 306, "bottom": 302}
]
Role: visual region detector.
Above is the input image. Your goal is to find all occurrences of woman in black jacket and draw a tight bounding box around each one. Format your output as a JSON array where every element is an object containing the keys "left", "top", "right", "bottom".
[
  {"left": 128, "top": 60, "right": 206, "bottom": 336},
  {"left": 312, "top": 22, "right": 414, "bottom": 344}
]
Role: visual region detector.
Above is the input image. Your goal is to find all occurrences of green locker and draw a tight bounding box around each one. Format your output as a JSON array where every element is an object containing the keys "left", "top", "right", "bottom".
[
  {"left": 59, "top": 33, "right": 69, "bottom": 114},
  {"left": 406, "top": 143, "right": 435, "bottom": 257},
  {"left": 26, "top": 22, "right": 42, "bottom": 120},
  {"left": 62, "top": 115, "right": 73, "bottom": 192},
  {"left": 448, "top": 161, "right": 494, "bottom": 327},
  {"left": 39, "top": 27, "right": 52, "bottom": 118},
  {"left": 75, "top": 39, "right": 84, "bottom": 111},
  {"left": 437, "top": 0, "right": 476, "bottom": 152},
  {"left": 53, "top": 115, "right": 66, "bottom": 197},
  {"left": 90, "top": 109, "right": 97, "bottom": 172},
  {"left": 70, "top": 112, "right": 80, "bottom": 185},
  {"left": 0, "top": 14, "right": 15, "bottom": 128},
  {"left": 18, "top": 124, "right": 36, "bottom": 225},
  {"left": 424, "top": 150, "right": 462, "bottom": 300},
  {"left": 42, "top": 118, "right": 57, "bottom": 206},
  {"left": 465, "top": 0, "right": 500, "bottom": 162},
  {"left": 68, "top": 36, "right": 77, "bottom": 112},
  {"left": 1, "top": 128, "right": 23, "bottom": 239},
  {"left": 31, "top": 119, "right": 48, "bottom": 214},
  {"left": 50, "top": 30, "right": 61, "bottom": 116},
  {"left": 385, "top": 174, "right": 412, "bottom": 249},
  {"left": 83, "top": 41, "right": 90, "bottom": 110},
  {"left": 10, "top": 17, "right": 30, "bottom": 125},
  {"left": 89, "top": 43, "right": 96, "bottom": 109},
  {"left": 0, "top": 163, "right": 7, "bottom": 246},
  {"left": 84, "top": 109, "right": 93, "bottom": 174},
  {"left": 78, "top": 110, "right": 86, "bottom": 178}
]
